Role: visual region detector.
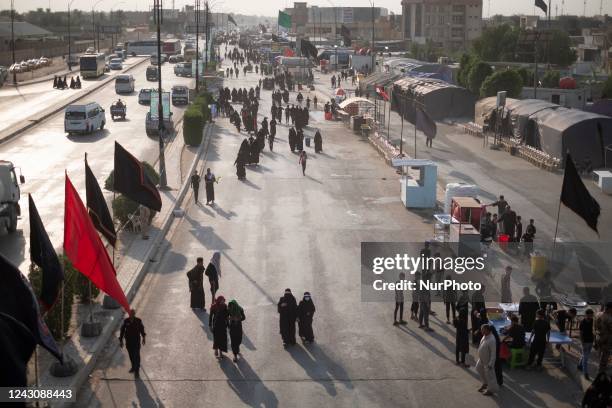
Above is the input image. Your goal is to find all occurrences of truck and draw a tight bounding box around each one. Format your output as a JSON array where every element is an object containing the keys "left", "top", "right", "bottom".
[
  {"left": 0, "top": 160, "right": 25, "bottom": 233},
  {"left": 349, "top": 54, "right": 373, "bottom": 74}
]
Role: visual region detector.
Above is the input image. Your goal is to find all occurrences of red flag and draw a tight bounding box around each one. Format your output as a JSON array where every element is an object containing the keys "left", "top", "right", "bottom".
[
  {"left": 63, "top": 175, "right": 130, "bottom": 312},
  {"left": 376, "top": 86, "right": 389, "bottom": 101}
]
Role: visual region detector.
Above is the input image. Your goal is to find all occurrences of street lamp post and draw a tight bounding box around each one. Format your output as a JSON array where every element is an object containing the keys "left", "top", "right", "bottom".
[
  {"left": 67, "top": 0, "right": 76, "bottom": 71},
  {"left": 110, "top": 2, "right": 125, "bottom": 49},
  {"left": 195, "top": 0, "right": 200, "bottom": 92},
  {"left": 10, "top": 0, "right": 16, "bottom": 84},
  {"left": 92, "top": 0, "right": 105, "bottom": 51},
  {"left": 154, "top": 0, "right": 168, "bottom": 188}
]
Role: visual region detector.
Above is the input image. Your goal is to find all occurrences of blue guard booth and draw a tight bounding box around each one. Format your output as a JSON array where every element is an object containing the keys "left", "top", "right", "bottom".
[{"left": 391, "top": 158, "right": 437, "bottom": 208}]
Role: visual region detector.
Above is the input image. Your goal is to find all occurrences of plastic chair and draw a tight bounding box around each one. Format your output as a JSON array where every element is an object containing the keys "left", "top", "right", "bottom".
[{"left": 509, "top": 347, "right": 527, "bottom": 369}]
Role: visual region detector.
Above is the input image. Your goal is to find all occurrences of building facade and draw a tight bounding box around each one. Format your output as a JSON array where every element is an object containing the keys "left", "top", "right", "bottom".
[
  {"left": 401, "top": 0, "right": 482, "bottom": 52},
  {"left": 283, "top": 2, "right": 394, "bottom": 43}
]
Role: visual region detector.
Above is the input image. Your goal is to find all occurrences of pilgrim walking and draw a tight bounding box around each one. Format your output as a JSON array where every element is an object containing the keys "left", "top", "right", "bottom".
[
  {"left": 187, "top": 258, "right": 206, "bottom": 309},
  {"left": 228, "top": 300, "right": 246, "bottom": 362},
  {"left": 278, "top": 289, "right": 298, "bottom": 346},
  {"left": 209, "top": 296, "right": 229, "bottom": 359},
  {"left": 299, "top": 151, "right": 308, "bottom": 176},
  {"left": 119, "top": 309, "right": 146, "bottom": 378},
  {"left": 297, "top": 292, "right": 316, "bottom": 343},
  {"left": 205, "top": 252, "right": 221, "bottom": 300},
  {"left": 191, "top": 170, "right": 201, "bottom": 204},
  {"left": 204, "top": 168, "right": 216, "bottom": 205}
]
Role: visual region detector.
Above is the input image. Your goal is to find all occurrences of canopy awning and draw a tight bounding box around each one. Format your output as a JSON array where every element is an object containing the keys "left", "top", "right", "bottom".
[{"left": 338, "top": 97, "right": 374, "bottom": 109}]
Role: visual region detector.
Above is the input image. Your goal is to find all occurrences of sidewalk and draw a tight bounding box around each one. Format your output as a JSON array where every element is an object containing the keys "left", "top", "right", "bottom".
[{"left": 37, "top": 123, "right": 214, "bottom": 407}]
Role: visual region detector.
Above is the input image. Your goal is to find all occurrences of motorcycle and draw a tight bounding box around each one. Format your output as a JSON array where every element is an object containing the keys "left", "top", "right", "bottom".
[{"left": 110, "top": 102, "right": 127, "bottom": 121}]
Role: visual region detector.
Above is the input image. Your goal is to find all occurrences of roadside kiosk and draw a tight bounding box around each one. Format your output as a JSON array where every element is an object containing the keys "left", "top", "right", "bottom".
[
  {"left": 449, "top": 196, "right": 482, "bottom": 256},
  {"left": 391, "top": 158, "right": 437, "bottom": 208}
]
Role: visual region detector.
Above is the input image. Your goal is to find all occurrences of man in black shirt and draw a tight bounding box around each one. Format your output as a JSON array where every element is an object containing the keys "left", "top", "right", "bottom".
[
  {"left": 503, "top": 315, "right": 526, "bottom": 349},
  {"left": 190, "top": 171, "right": 201, "bottom": 204},
  {"left": 527, "top": 309, "right": 550, "bottom": 368},
  {"left": 554, "top": 308, "right": 577, "bottom": 333},
  {"left": 578, "top": 309, "right": 595, "bottom": 380},
  {"left": 119, "top": 309, "right": 146, "bottom": 378},
  {"left": 518, "top": 287, "right": 539, "bottom": 332}
]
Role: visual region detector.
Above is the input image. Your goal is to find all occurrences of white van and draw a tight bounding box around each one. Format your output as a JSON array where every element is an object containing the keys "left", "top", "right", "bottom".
[
  {"left": 115, "top": 74, "right": 135, "bottom": 94},
  {"left": 64, "top": 102, "right": 106, "bottom": 135}
]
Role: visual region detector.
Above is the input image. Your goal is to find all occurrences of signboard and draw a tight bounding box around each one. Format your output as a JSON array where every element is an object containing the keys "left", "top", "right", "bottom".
[
  {"left": 342, "top": 8, "right": 353, "bottom": 24},
  {"left": 98, "top": 25, "right": 121, "bottom": 34},
  {"left": 150, "top": 91, "right": 171, "bottom": 119}
]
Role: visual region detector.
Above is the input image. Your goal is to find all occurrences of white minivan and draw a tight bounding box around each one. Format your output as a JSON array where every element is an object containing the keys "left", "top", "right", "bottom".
[
  {"left": 115, "top": 74, "right": 135, "bottom": 94},
  {"left": 64, "top": 102, "right": 106, "bottom": 135}
]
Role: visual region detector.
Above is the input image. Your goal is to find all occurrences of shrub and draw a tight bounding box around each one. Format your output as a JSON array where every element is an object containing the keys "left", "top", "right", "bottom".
[
  {"left": 183, "top": 106, "right": 204, "bottom": 146},
  {"left": 480, "top": 69, "right": 523, "bottom": 98},
  {"left": 29, "top": 255, "right": 77, "bottom": 340},
  {"left": 111, "top": 194, "right": 140, "bottom": 226},
  {"left": 467, "top": 61, "right": 493, "bottom": 95},
  {"left": 104, "top": 161, "right": 160, "bottom": 192},
  {"left": 74, "top": 271, "right": 100, "bottom": 303},
  {"left": 541, "top": 70, "right": 560, "bottom": 88}
]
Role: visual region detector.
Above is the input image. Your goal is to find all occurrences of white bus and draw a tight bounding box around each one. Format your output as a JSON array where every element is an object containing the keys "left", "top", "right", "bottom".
[
  {"left": 126, "top": 40, "right": 158, "bottom": 56},
  {"left": 79, "top": 53, "right": 105, "bottom": 78}
]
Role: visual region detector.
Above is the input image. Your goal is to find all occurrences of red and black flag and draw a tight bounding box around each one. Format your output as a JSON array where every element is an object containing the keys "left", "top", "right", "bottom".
[
  {"left": 341, "top": 24, "right": 352, "bottom": 46},
  {"left": 29, "top": 194, "right": 63, "bottom": 311},
  {"left": 65, "top": 175, "right": 130, "bottom": 312},
  {"left": 227, "top": 14, "right": 237, "bottom": 26},
  {"left": 561, "top": 153, "right": 600, "bottom": 233},
  {"left": 0, "top": 252, "right": 62, "bottom": 387},
  {"left": 535, "top": 0, "right": 548, "bottom": 14},
  {"left": 85, "top": 156, "right": 117, "bottom": 247},
  {"left": 113, "top": 142, "right": 162, "bottom": 212},
  {"left": 300, "top": 38, "right": 318, "bottom": 62},
  {"left": 376, "top": 85, "right": 389, "bottom": 101}
]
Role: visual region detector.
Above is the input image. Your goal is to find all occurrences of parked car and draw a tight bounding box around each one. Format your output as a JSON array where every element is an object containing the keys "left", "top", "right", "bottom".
[
  {"left": 109, "top": 58, "right": 123, "bottom": 70},
  {"left": 64, "top": 102, "right": 106, "bottom": 135},
  {"left": 138, "top": 88, "right": 152, "bottom": 104},
  {"left": 171, "top": 85, "right": 189, "bottom": 105}
]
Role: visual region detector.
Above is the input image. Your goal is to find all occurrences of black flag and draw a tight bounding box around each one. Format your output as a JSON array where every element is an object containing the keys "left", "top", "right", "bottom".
[
  {"left": 113, "top": 142, "right": 162, "bottom": 212},
  {"left": 561, "top": 153, "right": 600, "bottom": 233},
  {"left": 86, "top": 157, "right": 117, "bottom": 247},
  {"left": 228, "top": 15, "right": 237, "bottom": 26},
  {"left": 535, "top": 0, "right": 548, "bottom": 13},
  {"left": 300, "top": 38, "right": 318, "bottom": 61},
  {"left": 29, "top": 194, "right": 63, "bottom": 311},
  {"left": 0, "top": 253, "right": 63, "bottom": 381},
  {"left": 416, "top": 107, "right": 437, "bottom": 140},
  {"left": 341, "top": 25, "right": 352, "bottom": 46}
]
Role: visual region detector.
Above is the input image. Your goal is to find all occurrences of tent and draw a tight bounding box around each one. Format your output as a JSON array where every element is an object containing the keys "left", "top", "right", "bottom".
[
  {"left": 338, "top": 97, "right": 374, "bottom": 116},
  {"left": 475, "top": 97, "right": 612, "bottom": 167},
  {"left": 392, "top": 77, "right": 476, "bottom": 121},
  {"left": 357, "top": 71, "right": 402, "bottom": 95}
]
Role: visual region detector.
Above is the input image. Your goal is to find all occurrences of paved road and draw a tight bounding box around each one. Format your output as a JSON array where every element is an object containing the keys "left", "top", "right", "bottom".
[
  {"left": 0, "top": 57, "right": 145, "bottom": 135},
  {"left": 0, "top": 58, "right": 193, "bottom": 272},
  {"left": 76, "top": 55, "right": 582, "bottom": 408}
]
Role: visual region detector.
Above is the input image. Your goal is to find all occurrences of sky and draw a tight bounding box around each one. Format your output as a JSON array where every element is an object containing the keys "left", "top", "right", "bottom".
[{"left": 9, "top": 0, "right": 612, "bottom": 19}]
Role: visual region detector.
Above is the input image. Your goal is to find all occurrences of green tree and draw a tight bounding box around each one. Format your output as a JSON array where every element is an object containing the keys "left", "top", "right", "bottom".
[
  {"left": 467, "top": 61, "right": 493, "bottom": 95},
  {"left": 457, "top": 53, "right": 476, "bottom": 88},
  {"left": 537, "top": 30, "right": 577, "bottom": 66},
  {"left": 480, "top": 69, "right": 523, "bottom": 98},
  {"left": 541, "top": 70, "right": 560, "bottom": 88},
  {"left": 472, "top": 25, "right": 520, "bottom": 62},
  {"left": 601, "top": 76, "right": 612, "bottom": 99},
  {"left": 29, "top": 256, "right": 77, "bottom": 340},
  {"left": 516, "top": 67, "right": 533, "bottom": 87}
]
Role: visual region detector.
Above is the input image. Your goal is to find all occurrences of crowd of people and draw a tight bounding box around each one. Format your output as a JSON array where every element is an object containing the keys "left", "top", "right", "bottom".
[{"left": 52, "top": 74, "right": 81, "bottom": 90}]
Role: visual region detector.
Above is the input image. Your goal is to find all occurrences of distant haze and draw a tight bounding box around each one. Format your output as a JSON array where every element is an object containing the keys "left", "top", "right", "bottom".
[{"left": 11, "top": 0, "right": 612, "bottom": 19}]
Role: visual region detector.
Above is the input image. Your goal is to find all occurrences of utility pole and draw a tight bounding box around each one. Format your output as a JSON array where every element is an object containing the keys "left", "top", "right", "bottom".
[
  {"left": 195, "top": 0, "right": 200, "bottom": 92},
  {"left": 205, "top": 2, "right": 209, "bottom": 74},
  {"left": 371, "top": 1, "right": 375, "bottom": 74},
  {"left": 10, "top": 0, "right": 16, "bottom": 84},
  {"left": 154, "top": 0, "right": 168, "bottom": 188},
  {"left": 68, "top": 1, "right": 72, "bottom": 71}
]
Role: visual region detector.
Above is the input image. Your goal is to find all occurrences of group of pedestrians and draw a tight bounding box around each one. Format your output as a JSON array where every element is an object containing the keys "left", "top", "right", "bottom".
[
  {"left": 190, "top": 168, "right": 217, "bottom": 206},
  {"left": 278, "top": 289, "right": 316, "bottom": 346},
  {"left": 53, "top": 75, "right": 81, "bottom": 90}
]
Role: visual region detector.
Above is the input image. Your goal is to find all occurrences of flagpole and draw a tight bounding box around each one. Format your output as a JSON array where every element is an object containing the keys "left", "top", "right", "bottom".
[
  {"left": 414, "top": 95, "right": 417, "bottom": 159},
  {"left": 399, "top": 94, "right": 404, "bottom": 157}
]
